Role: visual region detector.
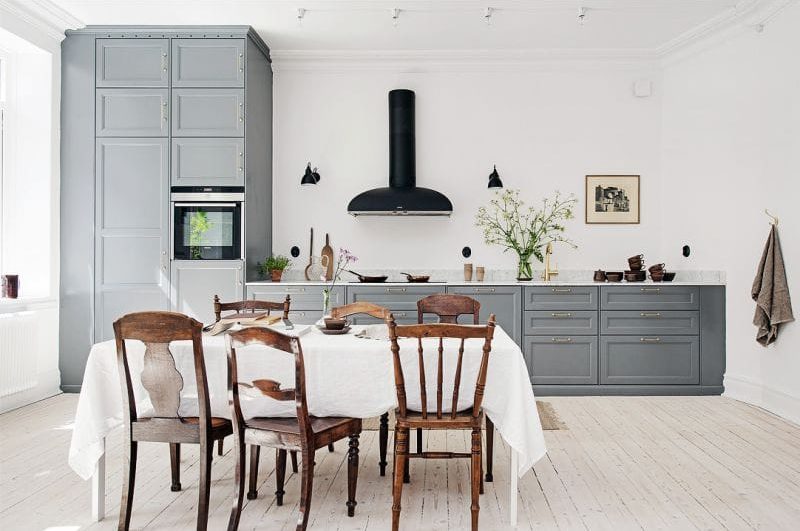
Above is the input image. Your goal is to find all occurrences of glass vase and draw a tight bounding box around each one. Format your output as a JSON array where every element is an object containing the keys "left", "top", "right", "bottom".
[
  {"left": 516, "top": 256, "right": 533, "bottom": 281},
  {"left": 322, "top": 289, "right": 331, "bottom": 316}
]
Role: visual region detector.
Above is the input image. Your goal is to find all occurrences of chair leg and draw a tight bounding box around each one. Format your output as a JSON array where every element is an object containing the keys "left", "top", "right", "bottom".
[
  {"left": 275, "top": 449, "right": 287, "bottom": 506},
  {"left": 378, "top": 412, "right": 389, "bottom": 476},
  {"left": 471, "top": 428, "right": 482, "bottom": 531},
  {"left": 392, "top": 428, "right": 409, "bottom": 531},
  {"left": 346, "top": 434, "right": 360, "bottom": 517},
  {"left": 169, "top": 443, "right": 181, "bottom": 491},
  {"left": 327, "top": 442, "right": 335, "bottom": 452},
  {"left": 290, "top": 451, "right": 299, "bottom": 473},
  {"left": 403, "top": 455, "right": 410, "bottom": 484},
  {"left": 197, "top": 440, "right": 213, "bottom": 531},
  {"left": 118, "top": 439, "right": 137, "bottom": 531},
  {"left": 297, "top": 450, "right": 315, "bottom": 531},
  {"left": 218, "top": 438, "right": 224, "bottom": 456},
  {"left": 227, "top": 433, "right": 246, "bottom": 531},
  {"left": 416, "top": 427, "right": 423, "bottom": 454},
  {"left": 247, "top": 445, "right": 260, "bottom": 500},
  {"left": 485, "top": 417, "right": 494, "bottom": 482}
]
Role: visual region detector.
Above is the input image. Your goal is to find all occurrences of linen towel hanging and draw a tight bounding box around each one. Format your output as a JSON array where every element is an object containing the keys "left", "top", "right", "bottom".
[{"left": 752, "top": 225, "right": 794, "bottom": 345}]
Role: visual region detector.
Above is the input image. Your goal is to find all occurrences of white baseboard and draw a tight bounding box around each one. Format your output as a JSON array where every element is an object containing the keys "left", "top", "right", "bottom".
[
  {"left": 0, "top": 369, "right": 61, "bottom": 414},
  {"left": 724, "top": 374, "right": 800, "bottom": 426}
]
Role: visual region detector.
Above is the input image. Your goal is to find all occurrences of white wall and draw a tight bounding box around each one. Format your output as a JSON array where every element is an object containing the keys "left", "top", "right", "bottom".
[
  {"left": 661, "top": 4, "right": 800, "bottom": 422},
  {"left": 273, "top": 63, "right": 665, "bottom": 272}
]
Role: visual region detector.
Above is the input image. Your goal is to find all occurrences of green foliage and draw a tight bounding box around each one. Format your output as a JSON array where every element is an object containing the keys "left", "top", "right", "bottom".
[
  {"left": 259, "top": 255, "right": 291, "bottom": 276},
  {"left": 189, "top": 211, "right": 214, "bottom": 260}
]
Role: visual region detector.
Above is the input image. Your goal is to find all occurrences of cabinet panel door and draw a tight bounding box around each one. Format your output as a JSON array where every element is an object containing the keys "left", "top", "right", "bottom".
[
  {"left": 95, "top": 138, "right": 169, "bottom": 341},
  {"left": 524, "top": 286, "right": 597, "bottom": 311},
  {"left": 600, "top": 310, "right": 699, "bottom": 335},
  {"left": 246, "top": 285, "right": 345, "bottom": 310},
  {"left": 171, "top": 260, "right": 244, "bottom": 325},
  {"left": 96, "top": 39, "right": 169, "bottom": 87},
  {"left": 524, "top": 310, "right": 598, "bottom": 336},
  {"left": 172, "top": 89, "right": 244, "bottom": 137},
  {"left": 601, "top": 286, "right": 700, "bottom": 311},
  {"left": 96, "top": 89, "right": 169, "bottom": 137},
  {"left": 172, "top": 39, "right": 245, "bottom": 87},
  {"left": 600, "top": 335, "right": 699, "bottom": 385},
  {"left": 347, "top": 286, "right": 444, "bottom": 314},
  {"left": 525, "top": 336, "right": 598, "bottom": 385},
  {"left": 172, "top": 138, "right": 245, "bottom": 186},
  {"left": 447, "top": 285, "right": 522, "bottom": 344}
]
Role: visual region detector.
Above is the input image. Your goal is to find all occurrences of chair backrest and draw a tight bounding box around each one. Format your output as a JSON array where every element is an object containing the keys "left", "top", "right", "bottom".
[
  {"left": 386, "top": 313, "right": 496, "bottom": 420},
  {"left": 113, "top": 312, "right": 210, "bottom": 428},
  {"left": 417, "top": 293, "right": 480, "bottom": 324},
  {"left": 213, "top": 294, "right": 291, "bottom": 322},
  {"left": 225, "top": 327, "right": 312, "bottom": 440},
  {"left": 331, "top": 301, "right": 390, "bottom": 320}
]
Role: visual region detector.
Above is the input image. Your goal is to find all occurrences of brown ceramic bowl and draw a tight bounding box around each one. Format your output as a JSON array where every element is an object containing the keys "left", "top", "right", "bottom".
[
  {"left": 663, "top": 272, "right": 676, "bottom": 282},
  {"left": 324, "top": 317, "right": 348, "bottom": 330},
  {"left": 648, "top": 263, "right": 666, "bottom": 273},
  {"left": 606, "top": 271, "right": 624, "bottom": 282},
  {"left": 625, "top": 270, "right": 647, "bottom": 280},
  {"left": 650, "top": 271, "right": 665, "bottom": 282},
  {"left": 625, "top": 272, "right": 645, "bottom": 282}
]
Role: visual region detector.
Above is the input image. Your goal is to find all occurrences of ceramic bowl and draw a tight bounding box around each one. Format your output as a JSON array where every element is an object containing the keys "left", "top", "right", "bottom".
[
  {"left": 323, "top": 317, "right": 348, "bottom": 330},
  {"left": 606, "top": 271, "right": 624, "bottom": 282},
  {"left": 663, "top": 272, "right": 676, "bottom": 282}
]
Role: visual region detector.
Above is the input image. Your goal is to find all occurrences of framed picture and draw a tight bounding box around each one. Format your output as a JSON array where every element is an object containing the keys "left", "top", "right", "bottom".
[{"left": 585, "top": 175, "right": 640, "bottom": 224}]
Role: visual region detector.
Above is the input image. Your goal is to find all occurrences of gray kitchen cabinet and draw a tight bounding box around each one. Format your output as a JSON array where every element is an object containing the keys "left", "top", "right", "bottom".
[
  {"left": 524, "top": 310, "right": 598, "bottom": 336},
  {"left": 96, "top": 88, "right": 169, "bottom": 137},
  {"left": 171, "top": 88, "right": 245, "bottom": 137},
  {"left": 171, "top": 260, "right": 244, "bottom": 325},
  {"left": 600, "top": 310, "right": 699, "bottom": 335},
  {"left": 96, "top": 39, "right": 169, "bottom": 87},
  {"left": 601, "top": 285, "right": 700, "bottom": 311},
  {"left": 524, "top": 286, "right": 597, "bottom": 311},
  {"left": 347, "top": 285, "right": 444, "bottom": 322},
  {"left": 246, "top": 284, "right": 345, "bottom": 325},
  {"left": 525, "top": 336, "right": 598, "bottom": 385},
  {"left": 172, "top": 39, "right": 245, "bottom": 87},
  {"left": 447, "top": 285, "right": 522, "bottom": 344},
  {"left": 94, "top": 138, "right": 170, "bottom": 341},
  {"left": 600, "top": 335, "right": 700, "bottom": 385},
  {"left": 171, "top": 138, "right": 245, "bottom": 186}
]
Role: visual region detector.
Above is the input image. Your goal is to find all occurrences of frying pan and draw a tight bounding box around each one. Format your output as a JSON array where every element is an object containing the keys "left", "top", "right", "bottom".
[
  {"left": 401, "top": 272, "right": 430, "bottom": 283},
  {"left": 347, "top": 270, "right": 388, "bottom": 283}
]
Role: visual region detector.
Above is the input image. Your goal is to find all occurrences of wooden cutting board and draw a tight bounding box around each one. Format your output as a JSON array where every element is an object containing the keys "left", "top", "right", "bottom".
[{"left": 321, "top": 233, "right": 334, "bottom": 281}]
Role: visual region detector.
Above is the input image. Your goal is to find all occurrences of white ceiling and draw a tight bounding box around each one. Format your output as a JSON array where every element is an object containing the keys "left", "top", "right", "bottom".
[{"left": 44, "top": 0, "right": 772, "bottom": 53}]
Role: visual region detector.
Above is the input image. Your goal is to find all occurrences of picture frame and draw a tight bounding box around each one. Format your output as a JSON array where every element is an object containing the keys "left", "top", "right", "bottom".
[{"left": 585, "top": 175, "right": 640, "bottom": 224}]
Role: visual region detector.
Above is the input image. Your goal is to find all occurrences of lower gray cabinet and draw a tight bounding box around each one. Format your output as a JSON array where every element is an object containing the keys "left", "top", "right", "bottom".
[
  {"left": 347, "top": 285, "right": 443, "bottom": 321},
  {"left": 447, "top": 285, "right": 522, "bottom": 344},
  {"left": 525, "top": 336, "right": 598, "bottom": 385},
  {"left": 601, "top": 310, "right": 699, "bottom": 335},
  {"left": 170, "top": 260, "right": 244, "bottom": 325},
  {"left": 600, "top": 335, "right": 699, "bottom": 385},
  {"left": 246, "top": 284, "right": 345, "bottom": 325},
  {"left": 524, "top": 310, "right": 597, "bottom": 336}
]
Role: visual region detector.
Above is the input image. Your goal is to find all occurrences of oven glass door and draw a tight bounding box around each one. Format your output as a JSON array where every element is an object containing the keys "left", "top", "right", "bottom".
[{"left": 173, "top": 202, "right": 241, "bottom": 260}]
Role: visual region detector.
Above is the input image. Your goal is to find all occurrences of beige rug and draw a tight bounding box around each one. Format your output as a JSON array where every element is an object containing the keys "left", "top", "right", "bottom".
[{"left": 362, "top": 400, "right": 566, "bottom": 431}]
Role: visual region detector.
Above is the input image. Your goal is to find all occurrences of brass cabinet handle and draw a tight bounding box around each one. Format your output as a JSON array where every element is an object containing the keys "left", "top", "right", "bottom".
[
  {"left": 640, "top": 288, "right": 661, "bottom": 293},
  {"left": 551, "top": 337, "right": 573, "bottom": 343},
  {"left": 551, "top": 312, "right": 572, "bottom": 318},
  {"left": 640, "top": 312, "right": 661, "bottom": 318},
  {"left": 640, "top": 337, "right": 661, "bottom": 343},
  {"left": 284, "top": 287, "right": 306, "bottom": 292},
  {"left": 289, "top": 312, "right": 306, "bottom": 317},
  {"left": 385, "top": 287, "right": 407, "bottom": 293},
  {"left": 552, "top": 288, "right": 572, "bottom": 293},
  {"left": 473, "top": 288, "right": 495, "bottom": 293},
  {"left": 394, "top": 312, "right": 407, "bottom": 317}
]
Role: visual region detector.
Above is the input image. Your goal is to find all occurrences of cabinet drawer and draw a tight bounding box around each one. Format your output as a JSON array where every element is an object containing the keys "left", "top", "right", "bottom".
[
  {"left": 524, "top": 310, "right": 597, "bottom": 335},
  {"left": 447, "top": 286, "right": 522, "bottom": 343},
  {"left": 96, "top": 39, "right": 169, "bottom": 87},
  {"left": 601, "top": 286, "right": 699, "bottom": 311},
  {"left": 246, "top": 285, "right": 344, "bottom": 310},
  {"left": 349, "top": 313, "right": 437, "bottom": 326},
  {"left": 172, "top": 89, "right": 245, "bottom": 137},
  {"left": 96, "top": 89, "right": 169, "bottom": 137},
  {"left": 171, "top": 138, "right": 244, "bottom": 186},
  {"left": 600, "top": 335, "right": 699, "bottom": 385},
  {"left": 524, "top": 286, "right": 597, "bottom": 311},
  {"left": 172, "top": 39, "right": 245, "bottom": 87},
  {"left": 283, "top": 310, "right": 325, "bottom": 326},
  {"left": 525, "top": 336, "right": 598, "bottom": 385},
  {"left": 347, "top": 285, "right": 443, "bottom": 313},
  {"left": 601, "top": 311, "right": 699, "bottom": 335}
]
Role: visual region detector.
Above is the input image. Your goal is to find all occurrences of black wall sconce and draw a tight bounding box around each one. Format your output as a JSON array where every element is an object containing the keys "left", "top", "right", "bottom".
[
  {"left": 487, "top": 165, "right": 503, "bottom": 188},
  {"left": 300, "top": 163, "right": 321, "bottom": 186}
]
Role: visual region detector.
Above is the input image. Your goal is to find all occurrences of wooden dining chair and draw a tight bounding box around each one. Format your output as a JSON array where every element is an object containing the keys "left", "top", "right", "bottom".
[
  {"left": 331, "top": 301, "right": 392, "bottom": 475},
  {"left": 415, "top": 294, "right": 496, "bottom": 483},
  {"left": 226, "top": 326, "right": 362, "bottom": 531},
  {"left": 112, "top": 311, "right": 232, "bottom": 531},
  {"left": 387, "top": 313, "right": 496, "bottom": 531}
]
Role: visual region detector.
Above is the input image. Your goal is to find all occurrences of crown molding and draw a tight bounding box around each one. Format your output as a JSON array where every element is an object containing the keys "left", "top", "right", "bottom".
[{"left": 0, "top": 0, "right": 84, "bottom": 43}]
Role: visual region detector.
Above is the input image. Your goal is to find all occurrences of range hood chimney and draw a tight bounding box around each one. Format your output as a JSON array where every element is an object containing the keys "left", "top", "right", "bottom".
[{"left": 347, "top": 89, "right": 453, "bottom": 216}]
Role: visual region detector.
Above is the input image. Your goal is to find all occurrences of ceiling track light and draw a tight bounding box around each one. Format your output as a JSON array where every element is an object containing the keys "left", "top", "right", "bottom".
[
  {"left": 391, "top": 8, "right": 400, "bottom": 27},
  {"left": 577, "top": 6, "right": 587, "bottom": 26},
  {"left": 484, "top": 7, "right": 494, "bottom": 26}
]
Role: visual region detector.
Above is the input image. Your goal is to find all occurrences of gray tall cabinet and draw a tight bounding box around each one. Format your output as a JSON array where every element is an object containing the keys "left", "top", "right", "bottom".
[{"left": 60, "top": 27, "right": 272, "bottom": 391}]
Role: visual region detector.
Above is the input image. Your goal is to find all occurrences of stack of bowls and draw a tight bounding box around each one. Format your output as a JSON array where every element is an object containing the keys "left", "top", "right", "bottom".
[
  {"left": 625, "top": 254, "right": 646, "bottom": 282},
  {"left": 649, "top": 263, "right": 666, "bottom": 282}
]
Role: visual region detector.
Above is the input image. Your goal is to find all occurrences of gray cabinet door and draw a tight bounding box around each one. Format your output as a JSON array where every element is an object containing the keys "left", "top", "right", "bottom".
[
  {"left": 96, "top": 89, "right": 169, "bottom": 137},
  {"left": 524, "top": 310, "right": 598, "bottom": 336},
  {"left": 347, "top": 285, "right": 444, "bottom": 317},
  {"left": 246, "top": 285, "right": 345, "bottom": 310},
  {"left": 171, "top": 138, "right": 245, "bottom": 187},
  {"left": 171, "top": 260, "right": 244, "bottom": 325},
  {"left": 601, "top": 310, "right": 699, "bottom": 335},
  {"left": 95, "top": 138, "right": 170, "bottom": 341},
  {"left": 172, "top": 89, "right": 245, "bottom": 137},
  {"left": 96, "top": 39, "right": 169, "bottom": 87},
  {"left": 172, "top": 39, "right": 245, "bottom": 87},
  {"left": 525, "top": 336, "right": 598, "bottom": 385},
  {"left": 600, "top": 335, "right": 700, "bottom": 385},
  {"left": 524, "top": 286, "right": 598, "bottom": 311},
  {"left": 447, "top": 285, "right": 522, "bottom": 344},
  {"left": 601, "top": 286, "right": 700, "bottom": 311}
]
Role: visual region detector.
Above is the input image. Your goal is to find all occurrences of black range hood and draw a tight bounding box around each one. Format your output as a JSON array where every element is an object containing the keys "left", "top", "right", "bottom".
[{"left": 348, "top": 89, "right": 453, "bottom": 216}]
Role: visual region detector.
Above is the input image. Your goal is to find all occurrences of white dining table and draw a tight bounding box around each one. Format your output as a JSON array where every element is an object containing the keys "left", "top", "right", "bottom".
[{"left": 68, "top": 324, "right": 547, "bottom": 526}]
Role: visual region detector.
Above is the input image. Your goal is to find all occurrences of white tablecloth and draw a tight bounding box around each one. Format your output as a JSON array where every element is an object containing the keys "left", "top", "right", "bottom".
[{"left": 68, "top": 325, "right": 547, "bottom": 481}]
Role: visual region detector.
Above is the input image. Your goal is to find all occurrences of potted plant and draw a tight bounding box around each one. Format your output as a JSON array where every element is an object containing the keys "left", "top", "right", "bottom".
[
  {"left": 259, "top": 255, "right": 291, "bottom": 282},
  {"left": 475, "top": 189, "right": 577, "bottom": 280}
]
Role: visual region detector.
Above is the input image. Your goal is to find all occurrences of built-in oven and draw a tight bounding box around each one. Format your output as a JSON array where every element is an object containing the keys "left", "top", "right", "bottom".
[{"left": 171, "top": 187, "right": 244, "bottom": 260}]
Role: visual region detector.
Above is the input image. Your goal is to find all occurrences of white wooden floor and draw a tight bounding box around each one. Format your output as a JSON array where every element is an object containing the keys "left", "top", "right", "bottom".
[{"left": 1, "top": 395, "right": 799, "bottom": 530}]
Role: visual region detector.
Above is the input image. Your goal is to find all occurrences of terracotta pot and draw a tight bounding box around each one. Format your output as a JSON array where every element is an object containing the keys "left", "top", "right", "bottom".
[{"left": 270, "top": 269, "right": 284, "bottom": 282}]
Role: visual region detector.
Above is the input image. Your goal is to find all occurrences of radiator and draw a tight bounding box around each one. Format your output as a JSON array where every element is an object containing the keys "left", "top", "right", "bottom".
[{"left": 0, "top": 311, "right": 39, "bottom": 398}]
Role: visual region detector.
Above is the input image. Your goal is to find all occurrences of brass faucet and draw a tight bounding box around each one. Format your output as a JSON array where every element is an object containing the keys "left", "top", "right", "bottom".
[{"left": 542, "top": 242, "right": 559, "bottom": 281}]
